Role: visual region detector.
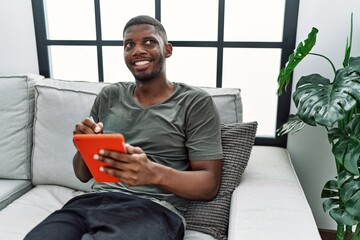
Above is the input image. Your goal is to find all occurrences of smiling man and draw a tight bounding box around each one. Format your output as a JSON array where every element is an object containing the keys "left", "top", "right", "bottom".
[{"left": 25, "top": 15, "right": 223, "bottom": 240}]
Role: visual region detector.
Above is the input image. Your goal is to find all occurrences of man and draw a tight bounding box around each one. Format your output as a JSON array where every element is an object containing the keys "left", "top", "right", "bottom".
[{"left": 25, "top": 15, "right": 223, "bottom": 240}]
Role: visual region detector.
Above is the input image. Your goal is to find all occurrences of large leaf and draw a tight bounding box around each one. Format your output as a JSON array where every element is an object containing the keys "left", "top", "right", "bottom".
[
  {"left": 341, "top": 178, "right": 360, "bottom": 219},
  {"left": 329, "top": 115, "right": 360, "bottom": 174},
  {"left": 329, "top": 208, "right": 359, "bottom": 226},
  {"left": 277, "top": 27, "right": 318, "bottom": 95},
  {"left": 322, "top": 172, "right": 360, "bottom": 225},
  {"left": 293, "top": 57, "right": 360, "bottom": 127}
]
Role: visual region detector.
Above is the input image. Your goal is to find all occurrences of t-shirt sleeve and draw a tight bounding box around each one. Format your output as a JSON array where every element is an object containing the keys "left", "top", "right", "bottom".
[
  {"left": 90, "top": 94, "right": 100, "bottom": 123},
  {"left": 90, "top": 86, "right": 109, "bottom": 123},
  {"left": 185, "top": 93, "right": 223, "bottom": 161}
]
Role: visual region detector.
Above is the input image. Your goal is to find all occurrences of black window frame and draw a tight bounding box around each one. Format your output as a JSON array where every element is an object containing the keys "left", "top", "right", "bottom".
[{"left": 31, "top": 0, "right": 299, "bottom": 148}]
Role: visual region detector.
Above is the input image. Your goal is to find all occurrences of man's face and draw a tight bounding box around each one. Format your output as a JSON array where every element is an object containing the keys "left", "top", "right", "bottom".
[{"left": 123, "top": 24, "right": 172, "bottom": 82}]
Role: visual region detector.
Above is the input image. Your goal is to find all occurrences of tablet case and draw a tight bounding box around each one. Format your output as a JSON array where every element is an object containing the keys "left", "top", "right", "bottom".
[{"left": 73, "top": 134, "right": 126, "bottom": 182}]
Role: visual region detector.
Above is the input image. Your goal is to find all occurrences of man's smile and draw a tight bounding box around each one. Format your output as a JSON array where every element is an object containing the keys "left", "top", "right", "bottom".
[
  {"left": 133, "top": 60, "right": 152, "bottom": 71},
  {"left": 134, "top": 60, "right": 150, "bottom": 66}
]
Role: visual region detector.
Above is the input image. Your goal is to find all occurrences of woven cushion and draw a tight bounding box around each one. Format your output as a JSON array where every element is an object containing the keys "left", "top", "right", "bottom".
[{"left": 184, "top": 121, "right": 258, "bottom": 240}]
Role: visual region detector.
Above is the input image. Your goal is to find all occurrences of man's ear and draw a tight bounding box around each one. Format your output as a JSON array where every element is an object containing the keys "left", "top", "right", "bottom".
[{"left": 165, "top": 43, "right": 173, "bottom": 58}]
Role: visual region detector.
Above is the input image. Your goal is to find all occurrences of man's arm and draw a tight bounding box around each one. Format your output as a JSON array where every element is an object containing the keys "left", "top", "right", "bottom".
[
  {"left": 73, "top": 151, "right": 93, "bottom": 182},
  {"left": 155, "top": 159, "right": 222, "bottom": 200},
  {"left": 95, "top": 145, "right": 222, "bottom": 201}
]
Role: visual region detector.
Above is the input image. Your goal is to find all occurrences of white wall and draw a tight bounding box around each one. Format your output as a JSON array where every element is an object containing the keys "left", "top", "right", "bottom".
[
  {"left": 0, "top": 0, "right": 38, "bottom": 74},
  {"left": 289, "top": 0, "right": 360, "bottom": 230},
  {"left": 1, "top": 0, "right": 360, "bottom": 231}
]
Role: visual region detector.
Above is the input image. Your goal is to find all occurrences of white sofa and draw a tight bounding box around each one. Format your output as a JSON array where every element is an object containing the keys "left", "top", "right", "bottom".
[{"left": 0, "top": 74, "right": 321, "bottom": 240}]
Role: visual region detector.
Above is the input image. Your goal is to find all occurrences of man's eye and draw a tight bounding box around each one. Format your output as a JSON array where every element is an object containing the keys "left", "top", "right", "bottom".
[
  {"left": 125, "top": 42, "right": 134, "bottom": 49},
  {"left": 145, "top": 40, "right": 155, "bottom": 45}
]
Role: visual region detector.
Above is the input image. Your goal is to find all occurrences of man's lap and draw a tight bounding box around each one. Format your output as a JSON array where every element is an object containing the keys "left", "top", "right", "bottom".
[{"left": 25, "top": 192, "right": 184, "bottom": 240}]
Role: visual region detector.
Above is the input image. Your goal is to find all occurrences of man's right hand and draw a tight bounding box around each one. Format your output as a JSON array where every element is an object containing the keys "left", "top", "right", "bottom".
[
  {"left": 73, "top": 117, "right": 104, "bottom": 135},
  {"left": 72, "top": 117, "right": 104, "bottom": 182}
]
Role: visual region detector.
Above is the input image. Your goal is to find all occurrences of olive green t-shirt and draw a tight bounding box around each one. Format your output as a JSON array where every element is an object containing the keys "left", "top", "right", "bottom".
[{"left": 90, "top": 82, "right": 223, "bottom": 214}]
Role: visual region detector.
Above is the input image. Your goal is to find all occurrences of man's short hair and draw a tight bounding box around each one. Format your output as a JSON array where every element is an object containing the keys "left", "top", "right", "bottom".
[{"left": 123, "top": 15, "right": 168, "bottom": 42}]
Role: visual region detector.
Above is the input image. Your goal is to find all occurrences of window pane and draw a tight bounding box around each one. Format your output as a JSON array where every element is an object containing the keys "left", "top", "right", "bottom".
[
  {"left": 44, "top": 0, "right": 95, "bottom": 40},
  {"left": 162, "top": 0, "right": 218, "bottom": 41},
  {"left": 222, "top": 48, "right": 282, "bottom": 137},
  {"left": 167, "top": 47, "right": 217, "bottom": 87},
  {"left": 224, "top": 0, "right": 285, "bottom": 42},
  {"left": 49, "top": 46, "right": 98, "bottom": 82},
  {"left": 100, "top": 0, "right": 155, "bottom": 40},
  {"left": 102, "top": 46, "right": 134, "bottom": 83}
]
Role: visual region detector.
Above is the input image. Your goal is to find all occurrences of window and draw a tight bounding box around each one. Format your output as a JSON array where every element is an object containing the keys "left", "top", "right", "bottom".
[{"left": 31, "top": 0, "right": 299, "bottom": 147}]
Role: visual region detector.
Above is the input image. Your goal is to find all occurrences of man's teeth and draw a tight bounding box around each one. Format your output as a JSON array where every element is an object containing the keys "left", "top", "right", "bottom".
[{"left": 135, "top": 61, "right": 150, "bottom": 66}]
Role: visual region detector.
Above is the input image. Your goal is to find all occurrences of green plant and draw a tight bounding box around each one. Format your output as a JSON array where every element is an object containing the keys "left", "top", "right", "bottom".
[{"left": 277, "top": 14, "right": 360, "bottom": 240}]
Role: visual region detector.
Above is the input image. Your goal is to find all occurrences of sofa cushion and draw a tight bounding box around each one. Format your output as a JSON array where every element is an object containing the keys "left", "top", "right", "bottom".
[
  {"left": 184, "top": 121, "right": 257, "bottom": 240},
  {"left": 0, "top": 180, "right": 32, "bottom": 211},
  {"left": 0, "top": 74, "right": 44, "bottom": 179},
  {"left": 0, "top": 184, "right": 216, "bottom": 240},
  {"left": 227, "top": 146, "right": 322, "bottom": 239},
  {"left": 0, "top": 185, "right": 85, "bottom": 240},
  {"left": 202, "top": 87, "right": 242, "bottom": 123},
  {"left": 32, "top": 79, "right": 108, "bottom": 191}
]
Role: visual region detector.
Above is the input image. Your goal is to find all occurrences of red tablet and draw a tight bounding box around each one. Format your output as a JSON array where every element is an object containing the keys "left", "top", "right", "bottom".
[{"left": 73, "top": 133, "right": 126, "bottom": 182}]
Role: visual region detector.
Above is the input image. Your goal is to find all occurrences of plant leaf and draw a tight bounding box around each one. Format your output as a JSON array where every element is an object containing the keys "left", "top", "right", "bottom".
[
  {"left": 322, "top": 189, "right": 339, "bottom": 198},
  {"left": 341, "top": 178, "right": 360, "bottom": 218},
  {"left": 343, "top": 13, "right": 353, "bottom": 67},
  {"left": 322, "top": 175, "right": 360, "bottom": 225},
  {"left": 276, "top": 114, "right": 306, "bottom": 136},
  {"left": 323, "top": 198, "right": 342, "bottom": 212},
  {"left": 329, "top": 207, "right": 359, "bottom": 225},
  {"left": 349, "top": 56, "right": 360, "bottom": 66},
  {"left": 277, "top": 27, "right": 318, "bottom": 95},
  {"left": 324, "top": 179, "right": 339, "bottom": 190},
  {"left": 337, "top": 170, "right": 353, "bottom": 188},
  {"left": 322, "top": 180, "right": 339, "bottom": 198},
  {"left": 329, "top": 115, "right": 360, "bottom": 174},
  {"left": 293, "top": 59, "right": 360, "bottom": 127}
]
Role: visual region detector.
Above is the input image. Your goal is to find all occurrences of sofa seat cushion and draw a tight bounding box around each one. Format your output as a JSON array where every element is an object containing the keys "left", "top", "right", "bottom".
[
  {"left": 0, "top": 74, "right": 43, "bottom": 179},
  {"left": 0, "top": 185, "right": 85, "bottom": 240},
  {"left": 228, "top": 146, "right": 321, "bottom": 240},
  {"left": 0, "top": 180, "right": 32, "bottom": 211}
]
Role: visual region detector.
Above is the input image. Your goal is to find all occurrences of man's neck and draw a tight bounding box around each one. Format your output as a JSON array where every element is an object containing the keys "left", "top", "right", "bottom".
[{"left": 133, "top": 77, "right": 174, "bottom": 108}]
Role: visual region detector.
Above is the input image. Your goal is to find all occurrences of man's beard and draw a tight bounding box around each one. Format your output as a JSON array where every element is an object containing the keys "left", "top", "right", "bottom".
[
  {"left": 133, "top": 67, "right": 162, "bottom": 83},
  {"left": 131, "top": 57, "right": 166, "bottom": 83}
]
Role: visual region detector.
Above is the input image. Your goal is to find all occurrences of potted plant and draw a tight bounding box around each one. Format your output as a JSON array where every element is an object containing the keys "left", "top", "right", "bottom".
[{"left": 277, "top": 14, "right": 360, "bottom": 240}]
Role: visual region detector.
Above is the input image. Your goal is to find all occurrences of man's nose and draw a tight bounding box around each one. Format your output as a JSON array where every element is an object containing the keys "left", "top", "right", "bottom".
[{"left": 132, "top": 44, "right": 146, "bottom": 56}]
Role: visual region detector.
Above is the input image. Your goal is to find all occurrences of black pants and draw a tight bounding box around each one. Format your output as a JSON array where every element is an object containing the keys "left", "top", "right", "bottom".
[{"left": 24, "top": 192, "right": 184, "bottom": 240}]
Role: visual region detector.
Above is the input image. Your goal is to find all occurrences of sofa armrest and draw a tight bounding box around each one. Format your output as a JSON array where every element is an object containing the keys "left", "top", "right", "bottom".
[{"left": 228, "top": 146, "right": 321, "bottom": 240}]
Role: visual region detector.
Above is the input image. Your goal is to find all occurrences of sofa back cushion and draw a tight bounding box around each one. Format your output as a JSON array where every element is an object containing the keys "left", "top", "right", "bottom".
[
  {"left": 202, "top": 87, "right": 242, "bottom": 124},
  {"left": 31, "top": 79, "right": 242, "bottom": 191},
  {"left": 0, "top": 75, "right": 44, "bottom": 180},
  {"left": 32, "top": 79, "right": 107, "bottom": 190}
]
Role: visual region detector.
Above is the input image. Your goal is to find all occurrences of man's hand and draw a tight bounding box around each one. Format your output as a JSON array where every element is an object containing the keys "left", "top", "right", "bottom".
[
  {"left": 94, "top": 144, "right": 159, "bottom": 186},
  {"left": 73, "top": 117, "right": 104, "bottom": 182},
  {"left": 73, "top": 117, "right": 104, "bottom": 136}
]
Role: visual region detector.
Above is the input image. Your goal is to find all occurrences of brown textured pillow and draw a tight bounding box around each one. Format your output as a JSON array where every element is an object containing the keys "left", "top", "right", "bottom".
[{"left": 184, "top": 122, "right": 258, "bottom": 240}]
